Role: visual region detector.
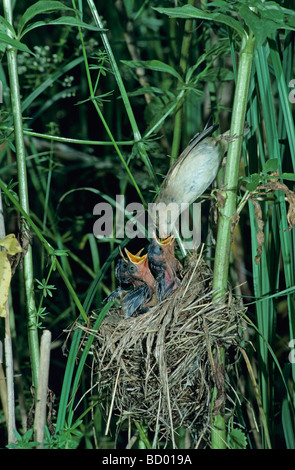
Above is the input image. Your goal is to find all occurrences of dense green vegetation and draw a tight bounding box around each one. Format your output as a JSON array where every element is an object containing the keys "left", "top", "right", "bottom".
[{"left": 0, "top": 0, "right": 295, "bottom": 449}]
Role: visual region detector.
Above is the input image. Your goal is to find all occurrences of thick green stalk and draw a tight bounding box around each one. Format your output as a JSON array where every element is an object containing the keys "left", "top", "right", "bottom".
[
  {"left": 213, "top": 35, "right": 255, "bottom": 298},
  {"left": 211, "top": 34, "right": 255, "bottom": 448},
  {"left": 3, "top": 0, "right": 39, "bottom": 389}
]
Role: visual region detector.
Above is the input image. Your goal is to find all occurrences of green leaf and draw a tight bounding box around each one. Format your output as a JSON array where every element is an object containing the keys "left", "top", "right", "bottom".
[
  {"left": 281, "top": 173, "right": 295, "bottom": 182},
  {"left": 126, "top": 86, "right": 165, "bottom": 97},
  {"left": 20, "top": 16, "right": 106, "bottom": 38},
  {"left": 17, "top": 0, "right": 74, "bottom": 36},
  {"left": 263, "top": 158, "right": 279, "bottom": 173},
  {"left": 0, "top": 32, "right": 34, "bottom": 55},
  {"left": 0, "top": 14, "right": 16, "bottom": 36},
  {"left": 256, "top": 1, "right": 295, "bottom": 30},
  {"left": 239, "top": 5, "right": 280, "bottom": 47},
  {"left": 227, "top": 428, "right": 247, "bottom": 449},
  {"left": 282, "top": 397, "right": 295, "bottom": 449},
  {"left": 121, "top": 59, "right": 183, "bottom": 81},
  {"left": 143, "top": 94, "right": 180, "bottom": 136},
  {"left": 51, "top": 249, "right": 69, "bottom": 257},
  {"left": 153, "top": 5, "right": 246, "bottom": 38},
  {"left": 197, "top": 66, "right": 234, "bottom": 83},
  {"left": 246, "top": 173, "right": 261, "bottom": 191},
  {"left": 238, "top": 2, "right": 295, "bottom": 46}
]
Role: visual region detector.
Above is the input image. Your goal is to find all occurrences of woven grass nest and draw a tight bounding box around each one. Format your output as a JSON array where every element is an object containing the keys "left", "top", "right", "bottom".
[{"left": 81, "top": 250, "right": 245, "bottom": 446}]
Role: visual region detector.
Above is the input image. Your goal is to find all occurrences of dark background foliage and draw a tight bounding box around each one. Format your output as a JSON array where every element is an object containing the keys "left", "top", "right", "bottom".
[{"left": 0, "top": 0, "right": 295, "bottom": 449}]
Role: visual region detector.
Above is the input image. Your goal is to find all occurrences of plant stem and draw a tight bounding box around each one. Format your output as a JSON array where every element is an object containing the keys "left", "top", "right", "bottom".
[
  {"left": 213, "top": 34, "right": 255, "bottom": 298},
  {"left": 0, "top": 179, "right": 89, "bottom": 325},
  {"left": 171, "top": 0, "right": 195, "bottom": 161},
  {"left": 34, "top": 330, "right": 51, "bottom": 449},
  {"left": 0, "top": 190, "right": 16, "bottom": 444},
  {"left": 3, "top": 0, "right": 40, "bottom": 389},
  {"left": 72, "top": 0, "right": 147, "bottom": 206},
  {"left": 211, "top": 33, "right": 255, "bottom": 448},
  {"left": 4, "top": 338, "right": 16, "bottom": 444},
  {"left": 86, "top": 0, "right": 158, "bottom": 191}
]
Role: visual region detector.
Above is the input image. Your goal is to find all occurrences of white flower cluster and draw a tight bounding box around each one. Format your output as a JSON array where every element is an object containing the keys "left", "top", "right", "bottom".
[
  {"left": 17, "top": 45, "right": 76, "bottom": 97},
  {"left": 17, "top": 45, "right": 55, "bottom": 75}
]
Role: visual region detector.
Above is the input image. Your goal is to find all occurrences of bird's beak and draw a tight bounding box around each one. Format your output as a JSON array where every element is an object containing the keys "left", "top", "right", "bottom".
[
  {"left": 148, "top": 233, "right": 179, "bottom": 300},
  {"left": 149, "top": 232, "right": 179, "bottom": 275},
  {"left": 124, "top": 248, "right": 147, "bottom": 264},
  {"left": 125, "top": 248, "right": 156, "bottom": 288},
  {"left": 120, "top": 246, "right": 144, "bottom": 260},
  {"left": 154, "top": 234, "right": 175, "bottom": 247}
]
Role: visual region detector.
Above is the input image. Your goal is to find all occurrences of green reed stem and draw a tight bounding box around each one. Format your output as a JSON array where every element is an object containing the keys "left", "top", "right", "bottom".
[
  {"left": 213, "top": 34, "right": 255, "bottom": 297},
  {"left": 0, "top": 127, "right": 135, "bottom": 146},
  {"left": 211, "top": 33, "right": 255, "bottom": 448},
  {"left": 3, "top": 0, "right": 39, "bottom": 389}
]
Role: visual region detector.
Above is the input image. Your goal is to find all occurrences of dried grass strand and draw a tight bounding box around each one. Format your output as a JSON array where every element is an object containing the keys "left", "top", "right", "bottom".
[{"left": 79, "top": 252, "right": 245, "bottom": 445}]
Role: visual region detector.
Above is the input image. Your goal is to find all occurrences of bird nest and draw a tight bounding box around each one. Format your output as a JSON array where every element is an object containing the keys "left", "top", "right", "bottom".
[{"left": 79, "top": 251, "right": 245, "bottom": 447}]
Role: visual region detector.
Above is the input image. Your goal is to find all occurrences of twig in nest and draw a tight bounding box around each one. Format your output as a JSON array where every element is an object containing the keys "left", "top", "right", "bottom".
[
  {"left": 105, "top": 367, "right": 121, "bottom": 436},
  {"left": 80, "top": 252, "right": 245, "bottom": 445}
]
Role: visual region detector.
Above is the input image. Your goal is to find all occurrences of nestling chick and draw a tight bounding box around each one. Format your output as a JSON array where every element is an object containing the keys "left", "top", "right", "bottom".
[
  {"left": 122, "top": 249, "right": 157, "bottom": 317},
  {"left": 107, "top": 248, "right": 157, "bottom": 318},
  {"left": 151, "top": 118, "right": 245, "bottom": 238},
  {"left": 148, "top": 234, "right": 180, "bottom": 301},
  {"left": 106, "top": 249, "right": 145, "bottom": 302}
]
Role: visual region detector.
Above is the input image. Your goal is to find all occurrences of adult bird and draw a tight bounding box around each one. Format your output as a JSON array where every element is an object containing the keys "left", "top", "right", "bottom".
[{"left": 150, "top": 118, "right": 247, "bottom": 238}]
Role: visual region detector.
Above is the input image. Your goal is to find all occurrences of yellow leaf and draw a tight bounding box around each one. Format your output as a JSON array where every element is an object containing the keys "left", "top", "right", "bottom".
[
  {"left": 0, "top": 251, "right": 11, "bottom": 317},
  {"left": 0, "top": 234, "right": 22, "bottom": 256}
]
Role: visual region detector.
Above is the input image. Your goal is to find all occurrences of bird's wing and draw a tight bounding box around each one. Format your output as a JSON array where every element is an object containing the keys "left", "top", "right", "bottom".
[
  {"left": 160, "top": 118, "right": 219, "bottom": 190},
  {"left": 123, "top": 284, "right": 151, "bottom": 317},
  {"left": 104, "top": 287, "right": 126, "bottom": 302}
]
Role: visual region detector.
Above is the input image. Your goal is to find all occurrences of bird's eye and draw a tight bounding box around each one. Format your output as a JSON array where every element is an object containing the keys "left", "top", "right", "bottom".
[
  {"left": 128, "top": 264, "right": 137, "bottom": 273},
  {"left": 118, "top": 261, "right": 128, "bottom": 271},
  {"left": 115, "top": 259, "right": 128, "bottom": 276},
  {"left": 154, "top": 245, "right": 162, "bottom": 255}
]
